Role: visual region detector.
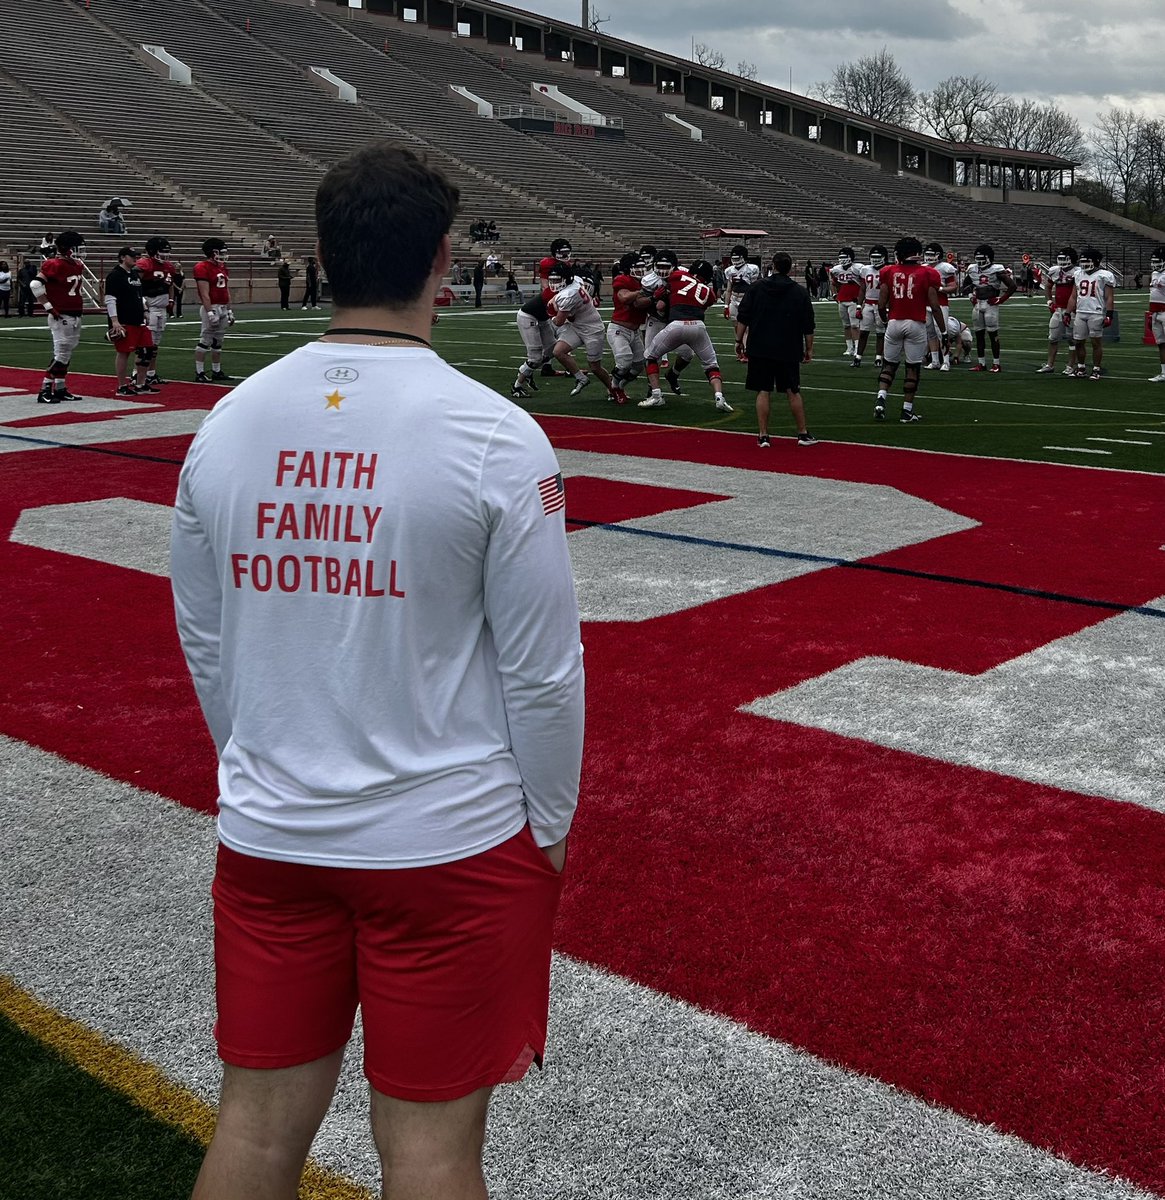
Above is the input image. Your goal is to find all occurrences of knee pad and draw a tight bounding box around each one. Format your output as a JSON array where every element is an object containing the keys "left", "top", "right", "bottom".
[{"left": 196, "top": 341, "right": 211, "bottom": 352}]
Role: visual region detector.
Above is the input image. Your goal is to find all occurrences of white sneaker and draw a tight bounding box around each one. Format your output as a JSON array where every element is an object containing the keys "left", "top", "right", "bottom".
[
  {"left": 638, "top": 395, "right": 666, "bottom": 408},
  {"left": 569, "top": 376, "right": 591, "bottom": 397},
  {"left": 923, "top": 362, "right": 936, "bottom": 370},
  {"left": 714, "top": 396, "right": 734, "bottom": 413},
  {"left": 1035, "top": 364, "right": 1055, "bottom": 373},
  {"left": 1062, "top": 367, "right": 1076, "bottom": 376},
  {"left": 1149, "top": 372, "right": 1165, "bottom": 383},
  {"left": 939, "top": 362, "right": 950, "bottom": 372}
]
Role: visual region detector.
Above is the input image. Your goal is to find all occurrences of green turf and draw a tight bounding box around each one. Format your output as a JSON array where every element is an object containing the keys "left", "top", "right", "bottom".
[
  {"left": 0, "top": 1013, "right": 204, "bottom": 1200},
  {"left": 1, "top": 296, "right": 1162, "bottom": 472}
]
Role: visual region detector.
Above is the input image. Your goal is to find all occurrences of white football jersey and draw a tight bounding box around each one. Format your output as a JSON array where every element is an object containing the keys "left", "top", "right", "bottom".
[
  {"left": 1150, "top": 269, "right": 1165, "bottom": 306},
  {"left": 967, "top": 262, "right": 1011, "bottom": 301},
  {"left": 860, "top": 264, "right": 881, "bottom": 303},
  {"left": 933, "top": 260, "right": 958, "bottom": 300},
  {"left": 725, "top": 262, "right": 760, "bottom": 294},
  {"left": 830, "top": 262, "right": 863, "bottom": 293},
  {"left": 1073, "top": 268, "right": 1115, "bottom": 314}
]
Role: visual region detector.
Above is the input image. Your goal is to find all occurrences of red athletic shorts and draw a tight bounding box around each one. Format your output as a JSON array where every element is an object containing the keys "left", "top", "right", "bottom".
[
  {"left": 211, "top": 826, "right": 564, "bottom": 1102},
  {"left": 112, "top": 324, "right": 154, "bottom": 352}
]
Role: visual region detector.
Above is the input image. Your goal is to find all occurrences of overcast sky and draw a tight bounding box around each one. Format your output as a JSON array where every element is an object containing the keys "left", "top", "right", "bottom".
[{"left": 513, "top": 0, "right": 1165, "bottom": 138}]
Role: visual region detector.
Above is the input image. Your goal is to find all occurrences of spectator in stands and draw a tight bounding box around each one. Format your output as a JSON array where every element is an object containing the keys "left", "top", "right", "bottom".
[
  {"left": 98, "top": 197, "right": 130, "bottom": 235},
  {"left": 0, "top": 262, "right": 10, "bottom": 318},
  {"left": 473, "top": 256, "right": 485, "bottom": 307},
  {"left": 16, "top": 258, "right": 37, "bottom": 317},
  {"left": 486, "top": 220, "right": 500, "bottom": 242},
  {"left": 486, "top": 251, "right": 502, "bottom": 276},
  {"left": 505, "top": 270, "right": 520, "bottom": 301},
  {"left": 735, "top": 251, "right": 817, "bottom": 447},
  {"left": 263, "top": 235, "right": 282, "bottom": 260},
  {"left": 470, "top": 219, "right": 485, "bottom": 242},
  {"left": 171, "top": 262, "right": 185, "bottom": 318},
  {"left": 172, "top": 138, "right": 580, "bottom": 1200},
  {"left": 277, "top": 258, "right": 292, "bottom": 310},
  {"left": 301, "top": 256, "right": 320, "bottom": 309}
]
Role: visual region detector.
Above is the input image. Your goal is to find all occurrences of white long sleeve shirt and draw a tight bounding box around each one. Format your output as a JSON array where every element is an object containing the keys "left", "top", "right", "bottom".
[{"left": 171, "top": 341, "right": 584, "bottom": 868}]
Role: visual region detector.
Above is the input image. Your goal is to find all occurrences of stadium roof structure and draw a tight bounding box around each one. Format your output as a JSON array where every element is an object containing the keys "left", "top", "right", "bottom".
[{"left": 394, "top": 0, "right": 1080, "bottom": 186}]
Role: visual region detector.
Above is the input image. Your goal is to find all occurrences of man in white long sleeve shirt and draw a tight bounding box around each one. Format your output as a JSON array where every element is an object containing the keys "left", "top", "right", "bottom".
[{"left": 171, "top": 142, "right": 585, "bottom": 1200}]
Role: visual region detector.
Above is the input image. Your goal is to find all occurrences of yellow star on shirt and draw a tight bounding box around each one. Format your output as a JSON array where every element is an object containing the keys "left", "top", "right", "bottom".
[{"left": 325, "top": 389, "right": 344, "bottom": 410}]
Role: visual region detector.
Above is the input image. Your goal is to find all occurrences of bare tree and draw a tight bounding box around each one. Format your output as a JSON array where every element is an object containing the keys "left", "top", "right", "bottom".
[
  {"left": 915, "top": 74, "right": 1001, "bottom": 142},
  {"left": 737, "top": 60, "right": 759, "bottom": 81},
  {"left": 693, "top": 42, "right": 727, "bottom": 71},
  {"left": 815, "top": 47, "right": 915, "bottom": 125},
  {"left": 980, "top": 99, "right": 1086, "bottom": 158},
  {"left": 1090, "top": 106, "right": 1144, "bottom": 217},
  {"left": 1133, "top": 119, "right": 1165, "bottom": 220}
]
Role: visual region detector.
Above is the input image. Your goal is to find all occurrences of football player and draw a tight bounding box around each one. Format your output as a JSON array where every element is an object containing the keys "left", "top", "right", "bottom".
[
  {"left": 136, "top": 237, "right": 175, "bottom": 386},
  {"left": 922, "top": 243, "right": 959, "bottom": 370},
  {"left": 1037, "top": 247, "right": 1079, "bottom": 375},
  {"left": 30, "top": 230, "right": 87, "bottom": 403},
  {"left": 1067, "top": 247, "right": 1116, "bottom": 380},
  {"left": 511, "top": 276, "right": 557, "bottom": 398},
  {"left": 607, "top": 252, "right": 650, "bottom": 392},
  {"left": 639, "top": 249, "right": 690, "bottom": 395},
  {"left": 853, "top": 245, "right": 887, "bottom": 368},
  {"left": 723, "top": 244, "right": 760, "bottom": 360},
  {"left": 966, "top": 244, "right": 1016, "bottom": 372},
  {"left": 874, "top": 236, "right": 946, "bottom": 423},
  {"left": 538, "top": 237, "right": 573, "bottom": 284},
  {"left": 546, "top": 263, "right": 625, "bottom": 403},
  {"left": 944, "top": 314, "right": 974, "bottom": 365},
  {"left": 194, "top": 238, "right": 234, "bottom": 383},
  {"left": 1147, "top": 246, "right": 1165, "bottom": 382},
  {"left": 640, "top": 259, "right": 732, "bottom": 413},
  {"left": 104, "top": 245, "right": 157, "bottom": 396},
  {"left": 829, "top": 247, "right": 863, "bottom": 358}
]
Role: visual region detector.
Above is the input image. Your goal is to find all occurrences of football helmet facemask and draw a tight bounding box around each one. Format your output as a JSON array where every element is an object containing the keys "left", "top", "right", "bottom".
[
  {"left": 973, "top": 244, "right": 993, "bottom": 269},
  {"left": 837, "top": 247, "right": 854, "bottom": 268},
  {"left": 869, "top": 245, "right": 888, "bottom": 270},
  {"left": 55, "top": 230, "right": 86, "bottom": 258},
  {"left": 1149, "top": 247, "right": 1165, "bottom": 272},
  {"left": 923, "top": 242, "right": 943, "bottom": 266},
  {"left": 1056, "top": 247, "right": 1078, "bottom": 269},
  {"left": 546, "top": 263, "right": 573, "bottom": 292},
  {"left": 550, "top": 238, "right": 573, "bottom": 262},
  {"left": 1078, "top": 247, "right": 1099, "bottom": 272},
  {"left": 729, "top": 244, "right": 748, "bottom": 267},
  {"left": 654, "top": 250, "right": 679, "bottom": 274},
  {"left": 617, "top": 252, "right": 640, "bottom": 278}
]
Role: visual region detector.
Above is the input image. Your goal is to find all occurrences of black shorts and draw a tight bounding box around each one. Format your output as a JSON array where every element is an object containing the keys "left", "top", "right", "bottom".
[{"left": 746, "top": 356, "right": 800, "bottom": 394}]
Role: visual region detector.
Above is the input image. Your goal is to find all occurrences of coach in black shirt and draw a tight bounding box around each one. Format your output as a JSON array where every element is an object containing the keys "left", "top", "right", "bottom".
[{"left": 735, "top": 252, "right": 817, "bottom": 447}]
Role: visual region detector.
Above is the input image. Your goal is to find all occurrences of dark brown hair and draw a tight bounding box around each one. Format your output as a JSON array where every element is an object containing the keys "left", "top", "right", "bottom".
[{"left": 316, "top": 143, "right": 459, "bottom": 308}]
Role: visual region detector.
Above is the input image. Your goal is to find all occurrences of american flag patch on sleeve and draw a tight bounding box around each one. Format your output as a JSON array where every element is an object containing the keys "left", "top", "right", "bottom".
[{"left": 537, "top": 472, "right": 566, "bottom": 517}]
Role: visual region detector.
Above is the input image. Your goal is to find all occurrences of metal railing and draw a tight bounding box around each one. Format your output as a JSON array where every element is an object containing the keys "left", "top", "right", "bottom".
[{"left": 495, "top": 103, "right": 623, "bottom": 129}]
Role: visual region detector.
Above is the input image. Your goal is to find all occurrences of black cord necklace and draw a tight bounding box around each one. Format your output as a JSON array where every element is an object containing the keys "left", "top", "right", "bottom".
[{"left": 320, "top": 327, "right": 431, "bottom": 347}]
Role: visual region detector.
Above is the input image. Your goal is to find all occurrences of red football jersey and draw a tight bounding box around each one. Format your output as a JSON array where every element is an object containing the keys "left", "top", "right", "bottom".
[
  {"left": 38, "top": 255, "right": 86, "bottom": 315},
  {"left": 879, "top": 263, "right": 940, "bottom": 322},
  {"left": 660, "top": 269, "right": 716, "bottom": 321},
  {"left": 194, "top": 258, "right": 231, "bottom": 305},
  {"left": 135, "top": 255, "right": 172, "bottom": 298},
  {"left": 610, "top": 273, "right": 646, "bottom": 328}
]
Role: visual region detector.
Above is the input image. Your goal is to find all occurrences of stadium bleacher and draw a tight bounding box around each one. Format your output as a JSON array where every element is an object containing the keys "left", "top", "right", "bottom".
[{"left": 0, "top": 0, "right": 1157, "bottom": 284}]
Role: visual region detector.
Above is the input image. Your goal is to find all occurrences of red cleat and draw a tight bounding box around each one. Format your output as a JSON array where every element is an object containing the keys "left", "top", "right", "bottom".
[
  {"left": 609, "top": 387, "right": 628, "bottom": 406},
  {"left": 969, "top": 364, "right": 987, "bottom": 372}
]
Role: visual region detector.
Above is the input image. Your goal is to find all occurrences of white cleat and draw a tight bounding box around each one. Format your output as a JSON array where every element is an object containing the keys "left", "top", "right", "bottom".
[
  {"left": 714, "top": 396, "right": 734, "bottom": 413},
  {"left": 939, "top": 362, "right": 950, "bottom": 372},
  {"left": 569, "top": 376, "right": 591, "bottom": 397},
  {"left": 638, "top": 395, "right": 666, "bottom": 408},
  {"left": 1149, "top": 372, "right": 1165, "bottom": 383}
]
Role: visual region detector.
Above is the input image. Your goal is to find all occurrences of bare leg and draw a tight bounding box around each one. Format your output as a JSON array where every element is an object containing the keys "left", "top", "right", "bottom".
[
  {"left": 755, "top": 389, "right": 771, "bottom": 436},
  {"left": 191, "top": 1048, "right": 345, "bottom": 1200},
  {"left": 787, "top": 389, "right": 807, "bottom": 435},
  {"left": 372, "top": 1085, "right": 492, "bottom": 1200}
]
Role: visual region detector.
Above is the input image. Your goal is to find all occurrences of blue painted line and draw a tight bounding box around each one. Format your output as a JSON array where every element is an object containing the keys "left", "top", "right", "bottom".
[
  {"left": 5, "top": 431, "right": 1163, "bottom": 621},
  {"left": 568, "top": 518, "right": 1165, "bottom": 621}
]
